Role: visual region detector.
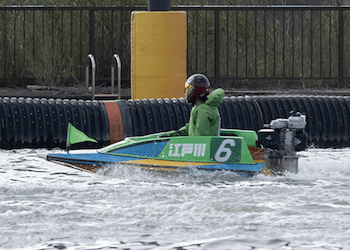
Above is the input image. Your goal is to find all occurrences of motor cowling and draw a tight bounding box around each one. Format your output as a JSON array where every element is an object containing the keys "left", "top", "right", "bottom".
[{"left": 257, "top": 112, "right": 308, "bottom": 174}]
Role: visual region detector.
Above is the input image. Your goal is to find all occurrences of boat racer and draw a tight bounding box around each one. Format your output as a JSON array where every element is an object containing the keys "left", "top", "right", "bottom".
[{"left": 167, "top": 73, "right": 224, "bottom": 137}]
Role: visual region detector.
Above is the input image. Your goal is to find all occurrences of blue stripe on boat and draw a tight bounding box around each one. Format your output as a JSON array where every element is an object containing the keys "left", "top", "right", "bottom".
[
  {"left": 107, "top": 141, "right": 168, "bottom": 157},
  {"left": 48, "top": 151, "right": 267, "bottom": 173}
]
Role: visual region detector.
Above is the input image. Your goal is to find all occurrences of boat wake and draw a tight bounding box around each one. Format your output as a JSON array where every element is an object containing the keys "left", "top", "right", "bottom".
[
  {"left": 1, "top": 148, "right": 350, "bottom": 249},
  {"left": 86, "top": 147, "right": 350, "bottom": 188},
  {"left": 96, "top": 163, "right": 248, "bottom": 186}
]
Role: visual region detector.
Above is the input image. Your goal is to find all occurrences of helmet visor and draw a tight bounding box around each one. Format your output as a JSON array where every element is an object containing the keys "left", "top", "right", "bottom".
[{"left": 184, "top": 82, "right": 194, "bottom": 98}]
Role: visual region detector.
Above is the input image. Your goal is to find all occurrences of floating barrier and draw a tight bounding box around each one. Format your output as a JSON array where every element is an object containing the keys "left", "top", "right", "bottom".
[
  {"left": 252, "top": 96, "right": 350, "bottom": 147},
  {"left": 0, "top": 97, "right": 110, "bottom": 149},
  {"left": 0, "top": 95, "right": 349, "bottom": 149}
]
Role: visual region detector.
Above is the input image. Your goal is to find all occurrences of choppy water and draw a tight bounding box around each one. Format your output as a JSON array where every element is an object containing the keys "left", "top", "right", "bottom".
[{"left": 0, "top": 148, "right": 349, "bottom": 250}]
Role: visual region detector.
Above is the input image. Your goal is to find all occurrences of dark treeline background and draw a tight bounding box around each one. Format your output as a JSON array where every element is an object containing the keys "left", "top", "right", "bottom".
[
  {"left": 0, "top": 0, "right": 344, "bottom": 6},
  {"left": 0, "top": 0, "right": 348, "bottom": 90}
]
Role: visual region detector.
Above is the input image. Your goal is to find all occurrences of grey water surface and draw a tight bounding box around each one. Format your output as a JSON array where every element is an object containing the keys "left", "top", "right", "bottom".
[{"left": 0, "top": 148, "right": 349, "bottom": 250}]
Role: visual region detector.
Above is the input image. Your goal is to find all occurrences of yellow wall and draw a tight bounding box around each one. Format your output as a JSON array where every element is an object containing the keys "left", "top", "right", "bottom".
[{"left": 130, "top": 11, "right": 187, "bottom": 100}]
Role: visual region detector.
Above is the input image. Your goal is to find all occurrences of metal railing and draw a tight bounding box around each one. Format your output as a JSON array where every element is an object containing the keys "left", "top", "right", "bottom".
[
  {"left": 86, "top": 54, "right": 96, "bottom": 98},
  {"left": 1, "top": 5, "right": 350, "bottom": 88},
  {"left": 86, "top": 53, "right": 122, "bottom": 100},
  {"left": 182, "top": 5, "right": 349, "bottom": 88},
  {"left": 111, "top": 54, "right": 122, "bottom": 100}
]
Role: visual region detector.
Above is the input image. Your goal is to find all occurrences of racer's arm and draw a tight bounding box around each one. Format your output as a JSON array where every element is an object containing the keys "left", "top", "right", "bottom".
[{"left": 166, "top": 123, "right": 189, "bottom": 137}]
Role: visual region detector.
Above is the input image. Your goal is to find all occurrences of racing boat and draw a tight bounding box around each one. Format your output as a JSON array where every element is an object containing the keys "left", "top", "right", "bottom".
[{"left": 43, "top": 114, "right": 307, "bottom": 177}]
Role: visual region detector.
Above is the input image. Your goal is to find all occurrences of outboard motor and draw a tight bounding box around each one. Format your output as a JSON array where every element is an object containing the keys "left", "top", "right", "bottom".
[{"left": 257, "top": 111, "right": 308, "bottom": 174}]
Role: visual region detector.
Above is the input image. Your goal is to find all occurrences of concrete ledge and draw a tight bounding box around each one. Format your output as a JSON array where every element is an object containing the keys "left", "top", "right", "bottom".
[{"left": 1, "top": 86, "right": 350, "bottom": 100}]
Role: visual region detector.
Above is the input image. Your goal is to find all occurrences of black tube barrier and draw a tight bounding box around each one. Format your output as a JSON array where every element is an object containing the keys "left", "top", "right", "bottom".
[
  {"left": 126, "top": 98, "right": 191, "bottom": 136},
  {"left": 250, "top": 95, "right": 350, "bottom": 147},
  {"left": 1, "top": 95, "right": 350, "bottom": 149},
  {"left": 219, "top": 96, "right": 263, "bottom": 131},
  {"left": 0, "top": 97, "right": 110, "bottom": 149}
]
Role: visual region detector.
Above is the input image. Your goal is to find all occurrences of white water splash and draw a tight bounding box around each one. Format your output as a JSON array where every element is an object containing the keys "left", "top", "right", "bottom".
[{"left": 0, "top": 148, "right": 349, "bottom": 249}]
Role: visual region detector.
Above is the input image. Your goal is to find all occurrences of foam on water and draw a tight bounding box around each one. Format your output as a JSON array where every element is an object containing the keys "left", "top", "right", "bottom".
[{"left": 0, "top": 148, "right": 349, "bottom": 250}]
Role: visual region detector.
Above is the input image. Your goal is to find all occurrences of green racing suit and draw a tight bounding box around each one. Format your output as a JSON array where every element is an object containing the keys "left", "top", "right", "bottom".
[{"left": 167, "top": 88, "right": 224, "bottom": 136}]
